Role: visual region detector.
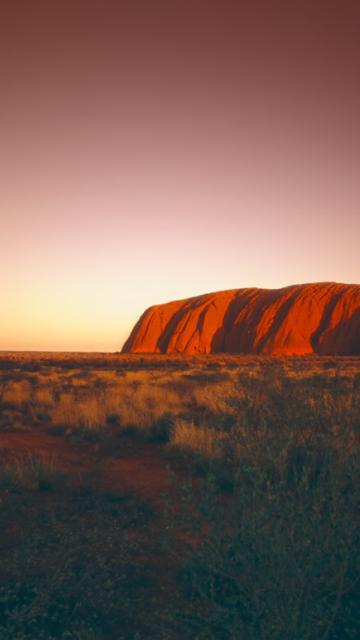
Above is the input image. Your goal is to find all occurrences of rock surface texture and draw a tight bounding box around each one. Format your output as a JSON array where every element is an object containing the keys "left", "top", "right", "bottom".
[{"left": 122, "top": 283, "right": 360, "bottom": 355}]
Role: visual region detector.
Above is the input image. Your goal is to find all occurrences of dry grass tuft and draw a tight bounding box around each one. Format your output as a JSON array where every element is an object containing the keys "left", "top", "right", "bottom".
[
  {"left": 51, "top": 394, "right": 107, "bottom": 431},
  {"left": 169, "top": 418, "right": 226, "bottom": 457},
  {"left": 2, "top": 381, "right": 31, "bottom": 406},
  {"left": 0, "top": 452, "right": 67, "bottom": 491}
]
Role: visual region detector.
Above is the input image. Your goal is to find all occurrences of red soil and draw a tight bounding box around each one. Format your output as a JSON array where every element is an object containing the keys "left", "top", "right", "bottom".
[{"left": 0, "top": 429, "right": 171, "bottom": 508}]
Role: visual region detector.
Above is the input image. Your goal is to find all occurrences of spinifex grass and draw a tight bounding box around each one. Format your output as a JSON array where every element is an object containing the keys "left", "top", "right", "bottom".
[{"left": 0, "top": 452, "right": 68, "bottom": 492}]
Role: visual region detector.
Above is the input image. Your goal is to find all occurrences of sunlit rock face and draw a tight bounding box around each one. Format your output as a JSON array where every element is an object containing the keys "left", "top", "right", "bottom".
[{"left": 122, "top": 283, "right": 360, "bottom": 355}]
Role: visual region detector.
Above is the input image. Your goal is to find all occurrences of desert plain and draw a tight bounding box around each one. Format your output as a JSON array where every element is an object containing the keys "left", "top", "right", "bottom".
[{"left": 0, "top": 351, "right": 359, "bottom": 639}]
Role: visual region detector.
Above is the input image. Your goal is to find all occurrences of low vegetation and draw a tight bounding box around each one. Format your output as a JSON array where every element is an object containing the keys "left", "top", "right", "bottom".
[
  {"left": 0, "top": 478, "right": 155, "bottom": 639},
  {"left": 0, "top": 352, "right": 359, "bottom": 638},
  {"left": 166, "top": 433, "right": 360, "bottom": 639},
  {"left": 0, "top": 452, "right": 68, "bottom": 492}
]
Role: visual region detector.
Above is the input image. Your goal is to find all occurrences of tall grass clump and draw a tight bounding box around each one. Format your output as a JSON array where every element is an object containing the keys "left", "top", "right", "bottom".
[
  {"left": 1, "top": 380, "right": 32, "bottom": 407},
  {"left": 170, "top": 418, "right": 226, "bottom": 458},
  {"left": 51, "top": 393, "right": 107, "bottom": 432},
  {"left": 0, "top": 453, "right": 68, "bottom": 492}
]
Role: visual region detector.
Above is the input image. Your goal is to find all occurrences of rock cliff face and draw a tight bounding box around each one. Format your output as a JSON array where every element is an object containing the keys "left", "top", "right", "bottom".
[{"left": 122, "top": 283, "right": 360, "bottom": 355}]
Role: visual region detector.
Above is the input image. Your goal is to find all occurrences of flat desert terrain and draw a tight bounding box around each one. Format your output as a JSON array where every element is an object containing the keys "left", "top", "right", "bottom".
[{"left": 0, "top": 353, "right": 359, "bottom": 639}]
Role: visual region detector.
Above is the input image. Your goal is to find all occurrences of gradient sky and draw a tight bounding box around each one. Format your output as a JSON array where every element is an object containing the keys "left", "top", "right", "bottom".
[{"left": 1, "top": 1, "right": 360, "bottom": 351}]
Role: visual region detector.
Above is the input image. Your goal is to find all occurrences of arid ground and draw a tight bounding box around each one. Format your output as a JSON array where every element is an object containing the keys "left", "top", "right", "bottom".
[{"left": 0, "top": 353, "right": 359, "bottom": 639}]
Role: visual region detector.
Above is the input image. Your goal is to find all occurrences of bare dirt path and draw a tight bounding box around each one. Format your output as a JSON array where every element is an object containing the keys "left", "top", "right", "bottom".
[{"left": 0, "top": 429, "right": 183, "bottom": 517}]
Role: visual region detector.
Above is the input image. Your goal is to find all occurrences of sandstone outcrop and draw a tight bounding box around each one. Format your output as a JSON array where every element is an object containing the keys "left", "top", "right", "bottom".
[{"left": 122, "top": 283, "right": 360, "bottom": 355}]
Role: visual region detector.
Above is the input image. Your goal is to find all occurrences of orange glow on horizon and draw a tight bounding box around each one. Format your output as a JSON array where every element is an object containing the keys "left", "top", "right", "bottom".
[{"left": 1, "top": 1, "right": 359, "bottom": 351}]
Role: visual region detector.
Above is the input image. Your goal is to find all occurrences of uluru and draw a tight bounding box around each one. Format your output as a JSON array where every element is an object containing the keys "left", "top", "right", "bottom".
[{"left": 122, "top": 283, "right": 360, "bottom": 355}]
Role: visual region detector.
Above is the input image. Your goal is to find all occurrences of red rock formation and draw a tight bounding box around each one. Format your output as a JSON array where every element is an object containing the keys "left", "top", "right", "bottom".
[{"left": 122, "top": 283, "right": 360, "bottom": 355}]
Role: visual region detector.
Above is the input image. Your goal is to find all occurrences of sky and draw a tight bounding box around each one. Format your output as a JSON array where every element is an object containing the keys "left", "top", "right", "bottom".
[{"left": 1, "top": 0, "right": 360, "bottom": 351}]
